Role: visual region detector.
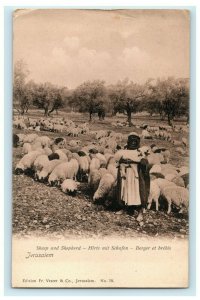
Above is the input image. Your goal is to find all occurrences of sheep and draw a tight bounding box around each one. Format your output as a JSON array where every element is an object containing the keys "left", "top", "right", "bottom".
[
  {"left": 95, "top": 153, "right": 107, "bottom": 167},
  {"left": 138, "top": 146, "right": 151, "bottom": 156},
  {"left": 48, "top": 162, "right": 69, "bottom": 186},
  {"left": 93, "top": 173, "right": 116, "bottom": 201},
  {"left": 88, "top": 168, "right": 108, "bottom": 192},
  {"left": 147, "top": 180, "right": 161, "bottom": 211},
  {"left": 106, "top": 157, "right": 118, "bottom": 179},
  {"left": 37, "top": 159, "right": 62, "bottom": 182},
  {"left": 34, "top": 136, "right": 52, "bottom": 147},
  {"left": 22, "top": 143, "right": 32, "bottom": 155},
  {"left": 64, "top": 158, "right": 79, "bottom": 181},
  {"left": 33, "top": 154, "right": 49, "bottom": 173},
  {"left": 150, "top": 164, "right": 162, "bottom": 174},
  {"left": 61, "top": 179, "right": 79, "bottom": 195},
  {"left": 162, "top": 186, "right": 189, "bottom": 214},
  {"left": 89, "top": 157, "right": 101, "bottom": 173},
  {"left": 53, "top": 137, "right": 66, "bottom": 147},
  {"left": 23, "top": 133, "right": 38, "bottom": 144},
  {"left": 141, "top": 129, "right": 152, "bottom": 139},
  {"left": 76, "top": 154, "right": 90, "bottom": 182},
  {"left": 147, "top": 152, "right": 164, "bottom": 165},
  {"left": 31, "top": 141, "right": 43, "bottom": 151},
  {"left": 178, "top": 166, "right": 189, "bottom": 176},
  {"left": 171, "top": 176, "right": 185, "bottom": 187},
  {"left": 153, "top": 178, "right": 176, "bottom": 195},
  {"left": 153, "top": 148, "right": 171, "bottom": 163},
  {"left": 15, "top": 150, "right": 44, "bottom": 174},
  {"left": 54, "top": 149, "right": 68, "bottom": 161},
  {"left": 43, "top": 146, "right": 53, "bottom": 156},
  {"left": 16, "top": 133, "right": 25, "bottom": 144}
]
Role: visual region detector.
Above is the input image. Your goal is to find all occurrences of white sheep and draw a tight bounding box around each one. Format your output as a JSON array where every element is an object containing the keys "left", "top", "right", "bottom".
[
  {"left": 89, "top": 157, "right": 101, "bottom": 173},
  {"left": 88, "top": 168, "right": 108, "bottom": 192},
  {"left": 95, "top": 153, "right": 107, "bottom": 167},
  {"left": 147, "top": 180, "right": 161, "bottom": 211},
  {"left": 22, "top": 143, "right": 32, "bottom": 155},
  {"left": 15, "top": 150, "right": 44, "bottom": 174},
  {"left": 64, "top": 158, "right": 79, "bottom": 181},
  {"left": 141, "top": 129, "right": 152, "bottom": 139},
  {"left": 48, "top": 162, "right": 69, "bottom": 186},
  {"left": 153, "top": 178, "right": 176, "bottom": 195},
  {"left": 147, "top": 153, "right": 164, "bottom": 165},
  {"left": 61, "top": 179, "right": 79, "bottom": 195},
  {"left": 23, "top": 133, "right": 38, "bottom": 144},
  {"left": 162, "top": 186, "right": 189, "bottom": 214},
  {"left": 93, "top": 173, "right": 116, "bottom": 201},
  {"left": 33, "top": 154, "right": 49, "bottom": 173},
  {"left": 37, "top": 159, "right": 62, "bottom": 181},
  {"left": 34, "top": 136, "right": 52, "bottom": 147},
  {"left": 54, "top": 149, "right": 68, "bottom": 161}
]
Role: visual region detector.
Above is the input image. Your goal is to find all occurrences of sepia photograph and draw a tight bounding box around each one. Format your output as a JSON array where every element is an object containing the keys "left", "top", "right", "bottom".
[{"left": 12, "top": 9, "right": 190, "bottom": 288}]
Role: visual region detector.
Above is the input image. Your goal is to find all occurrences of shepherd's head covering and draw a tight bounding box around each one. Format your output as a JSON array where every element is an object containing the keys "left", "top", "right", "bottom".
[{"left": 127, "top": 133, "right": 140, "bottom": 150}]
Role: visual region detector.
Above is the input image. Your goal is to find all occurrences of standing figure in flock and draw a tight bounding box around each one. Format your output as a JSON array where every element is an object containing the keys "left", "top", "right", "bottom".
[{"left": 115, "top": 133, "right": 150, "bottom": 221}]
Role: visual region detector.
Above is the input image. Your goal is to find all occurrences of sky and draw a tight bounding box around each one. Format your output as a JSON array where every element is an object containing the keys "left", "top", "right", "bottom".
[{"left": 13, "top": 9, "right": 190, "bottom": 89}]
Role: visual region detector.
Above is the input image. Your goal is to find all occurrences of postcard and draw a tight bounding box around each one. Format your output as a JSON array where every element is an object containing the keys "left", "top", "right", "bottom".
[{"left": 12, "top": 9, "right": 189, "bottom": 288}]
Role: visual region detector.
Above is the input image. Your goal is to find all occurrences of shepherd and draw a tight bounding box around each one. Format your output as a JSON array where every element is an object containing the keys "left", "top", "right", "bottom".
[{"left": 114, "top": 133, "right": 150, "bottom": 221}]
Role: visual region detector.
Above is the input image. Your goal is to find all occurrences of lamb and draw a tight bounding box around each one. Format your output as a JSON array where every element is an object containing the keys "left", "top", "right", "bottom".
[
  {"left": 162, "top": 186, "right": 189, "bottom": 214},
  {"left": 93, "top": 173, "right": 116, "bottom": 201},
  {"left": 15, "top": 150, "right": 44, "bottom": 174},
  {"left": 147, "top": 180, "right": 161, "bottom": 211},
  {"left": 61, "top": 179, "right": 79, "bottom": 195}
]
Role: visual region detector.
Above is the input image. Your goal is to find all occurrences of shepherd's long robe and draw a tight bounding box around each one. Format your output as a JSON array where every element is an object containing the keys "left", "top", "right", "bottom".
[{"left": 115, "top": 150, "right": 150, "bottom": 208}]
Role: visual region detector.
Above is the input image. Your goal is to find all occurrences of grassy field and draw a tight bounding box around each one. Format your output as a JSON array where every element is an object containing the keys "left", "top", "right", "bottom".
[{"left": 12, "top": 111, "right": 189, "bottom": 239}]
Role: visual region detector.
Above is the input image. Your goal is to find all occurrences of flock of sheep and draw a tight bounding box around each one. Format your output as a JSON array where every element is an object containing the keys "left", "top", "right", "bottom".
[{"left": 13, "top": 115, "right": 189, "bottom": 219}]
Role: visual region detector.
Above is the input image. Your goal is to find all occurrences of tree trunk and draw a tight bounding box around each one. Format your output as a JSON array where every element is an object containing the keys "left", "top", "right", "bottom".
[
  {"left": 167, "top": 114, "right": 172, "bottom": 126},
  {"left": 89, "top": 111, "right": 93, "bottom": 122},
  {"left": 127, "top": 109, "right": 132, "bottom": 127},
  {"left": 48, "top": 107, "right": 55, "bottom": 116}
]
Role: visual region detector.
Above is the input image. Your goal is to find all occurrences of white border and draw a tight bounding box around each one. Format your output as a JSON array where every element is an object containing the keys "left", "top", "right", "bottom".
[{"left": 1, "top": 0, "right": 199, "bottom": 299}]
